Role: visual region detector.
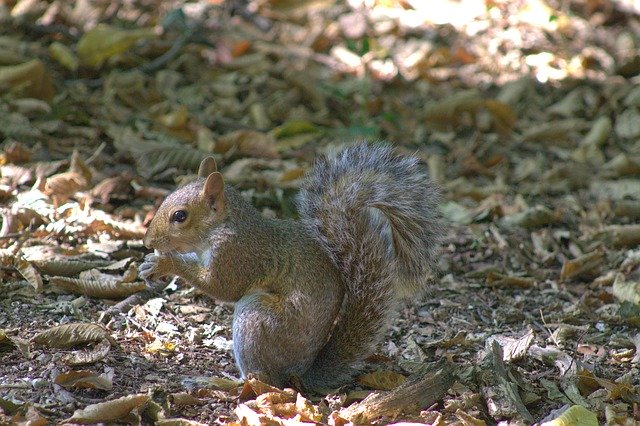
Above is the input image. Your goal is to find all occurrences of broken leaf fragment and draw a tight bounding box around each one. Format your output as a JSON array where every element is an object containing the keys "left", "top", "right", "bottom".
[
  {"left": 61, "top": 393, "right": 150, "bottom": 424},
  {"left": 540, "top": 404, "right": 598, "bottom": 426},
  {"left": 14, "top": 256, "right": 43, "bottom": 292},
  {"left": 77, "top": 24, "right": 156, "bottom": 68},
  {"left": 49, "top": 42, "right": 79, "bottom": 71}
]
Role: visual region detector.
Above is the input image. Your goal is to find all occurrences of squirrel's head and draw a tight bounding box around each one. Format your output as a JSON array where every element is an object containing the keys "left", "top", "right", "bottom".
[{"left": 144, "top": 157, "right": 227, "bottom": 254}]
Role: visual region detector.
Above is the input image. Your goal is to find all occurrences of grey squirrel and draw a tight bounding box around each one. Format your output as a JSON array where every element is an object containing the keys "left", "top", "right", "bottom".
[{"left": 139, "top": 143, "right": 443, "bottom": 389}]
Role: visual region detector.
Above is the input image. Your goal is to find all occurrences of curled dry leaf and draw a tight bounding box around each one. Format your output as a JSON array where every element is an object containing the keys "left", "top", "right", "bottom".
[
  {"left": 49, "top": 266, "right": 146, "bottom": 299},
  {"left": 246, "top": 377, "right": 290, "bottom": 397},
  {"left": 61, "top": 393, "right": 151, "bottom": 424},
  {"left": 55, "top": 370, "right": 113, "bottom": 390},
  {"left": 31, "top": 258, "right": 111, "bottom": 277},
  {"left": 559, "top": 250, "right": 604, "bottom": 281},
  {"left": 357, "top": 370, "right": 407, "bottom": 391},
  {"left": 44, "top": 171, "right": 88, "bottom": 201},
  {"left": 0, "top": 329, "right": 30, "bottom": 358},
  {"left": 14, "top": 256, "right": 43, "bottom": 292},
  {"left": 32, "top": 322, "right": 115, "bottom": 348},
  {"left": 64, "top": 338, "right": 112, "bottom": 366}
]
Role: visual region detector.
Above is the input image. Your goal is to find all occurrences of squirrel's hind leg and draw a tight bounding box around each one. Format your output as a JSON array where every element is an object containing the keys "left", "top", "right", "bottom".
[{"left": 232, "top": 290, "right": 323, "bottom": 388}]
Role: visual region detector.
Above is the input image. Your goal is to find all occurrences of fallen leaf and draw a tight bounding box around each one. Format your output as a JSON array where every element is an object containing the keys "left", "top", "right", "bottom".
[
  {"left": 77, "top": 24, "right": 156, "bottom": 68},
  {"left": 55, "top": 370, "right": 113, "bottom": 390},
  {"left": 61, "top": 393, "right": 150, "bottom": 424}
]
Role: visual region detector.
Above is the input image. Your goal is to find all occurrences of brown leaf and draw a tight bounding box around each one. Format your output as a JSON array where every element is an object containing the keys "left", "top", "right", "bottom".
[
  {"left": 215, "top": 130, "right": 279, "bottom": 159},
  {"left": 560, "top": 250, "right": 604, "bottom": 281},
  {"left": 0, "top": 59, "right": 54, "bottom": 100},
  {"left": 61, "top": 394, "right": 150, "bottom": 424},
  {"left": 14, "top": 256, "right": 43, "bottom": 292},
  {"left": 357, "top": 370, "right": 407, "bottom": 391},
  {"left": 49, "top": 265, "right": 146, "bottom": 299},
  {"left": 55, "top": 370, "right": 113, "bottom": 390},
  {"left": 32, "top": 323, "right": 114, "bottom": 348}
]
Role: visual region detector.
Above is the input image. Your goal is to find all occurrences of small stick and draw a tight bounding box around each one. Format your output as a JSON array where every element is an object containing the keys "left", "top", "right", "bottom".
[
  {"left": 99, "top": 278, "right": 169, "bottom": 324},
  {"left": 340, "top": 361, "right": 455, "bottom": 423}
]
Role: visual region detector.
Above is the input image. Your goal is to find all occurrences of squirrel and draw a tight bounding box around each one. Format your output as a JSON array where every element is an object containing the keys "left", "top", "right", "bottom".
[{"left": 139, "top": 143, "right": 443, "bottom": 390}]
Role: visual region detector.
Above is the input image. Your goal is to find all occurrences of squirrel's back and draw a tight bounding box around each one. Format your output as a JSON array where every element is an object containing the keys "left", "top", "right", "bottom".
[{"left": 296, "top": 143, "right": 443, "bottom": 389}]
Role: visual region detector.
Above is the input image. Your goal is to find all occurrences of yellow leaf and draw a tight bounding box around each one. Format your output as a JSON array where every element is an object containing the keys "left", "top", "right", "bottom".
[
  {"left": 540, "top": 405, "right": 598, "bottom": 426},
  {"left": 271, "top": 120, "right": 318, "bottom": 138},
  {"left": 77, "top": 24, "right": 155, "bottom": 68},
  {"left": 49, "top": 42, "right": 79, "bottom": 71}
]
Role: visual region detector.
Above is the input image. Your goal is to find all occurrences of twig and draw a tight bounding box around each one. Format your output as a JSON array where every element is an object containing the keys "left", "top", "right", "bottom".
[
  {"left": 99, "top": 278, "right": 170, "bottom": 324},
  {"left": 339, "top": 361, "right": 455, "bottom": 423},
  {"left": 138, "top": 30, "right": 193, "bottom": 74}
]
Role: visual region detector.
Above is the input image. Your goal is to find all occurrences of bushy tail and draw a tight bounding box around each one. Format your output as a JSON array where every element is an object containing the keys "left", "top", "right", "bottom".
[{"left": 296, "top": 143, "right": 443, "bottom": 389}]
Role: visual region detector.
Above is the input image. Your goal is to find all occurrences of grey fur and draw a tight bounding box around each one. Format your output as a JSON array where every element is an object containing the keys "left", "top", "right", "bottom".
[
  {"left": 296, "top": 143, "right": 443, "bottom": 388},
  {"left": 141, "top": 143, "right": 442, "bottom": 390}
]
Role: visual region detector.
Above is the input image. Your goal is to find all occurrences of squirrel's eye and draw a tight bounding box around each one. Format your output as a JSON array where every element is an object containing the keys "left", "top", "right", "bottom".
[{"left": 171, "top": 210, "right": 188, "bottom": 223}]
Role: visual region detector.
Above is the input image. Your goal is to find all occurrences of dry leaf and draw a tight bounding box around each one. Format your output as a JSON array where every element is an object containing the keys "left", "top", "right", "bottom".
[
  {"left": 215, "top": 130, "right": 279, "bottom": 159},
  {"left": 64, "top": 338, "right": 112, "bottom": 365},
  {"left": 358, "top": 370, "right": 407, "bottom": 391},
  {"left": 14, "top": 256, "right": 43, "bottom": 292},
  {"left": 61, "top": 393, "right": 150, "bottom": 424},
  {"left": 0, "top": 59, "right": 54, "bottom": 100},
  {"left": 55, "top": 370, "right": 113, "bottom": 390},
  {"left": 559, "top": 250, "right": 604, "bottom": 281},
  {"left": 49, "top": 42, "right": 79, "bottom": 71},
  {"left": 0, "top": 329, "right": 30, "bottom": 358},
  {"left": 77, "top": 24, "right": 156, "bottom": 68},
  {"left": 49, "top": 267, "right": 146, "bottom": 299},
  {"left": 32, "top": 323, "right": 114, "bottom": 348},
  {"left": 540, "top": 405, "right": 598, "bottom": 426},
  {"left": 612, "top": 273, "right": 640, "bottom": 305}
]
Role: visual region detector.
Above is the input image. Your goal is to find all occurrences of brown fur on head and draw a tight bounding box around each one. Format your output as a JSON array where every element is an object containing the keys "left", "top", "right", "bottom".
[{"left": 143, "top": 157, "right": 226, "bottom": 253}]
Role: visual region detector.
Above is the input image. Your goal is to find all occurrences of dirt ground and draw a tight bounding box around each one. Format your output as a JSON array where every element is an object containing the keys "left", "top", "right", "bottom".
[{"left": 1, "top": 0, "right": 640, "bottom": 424}]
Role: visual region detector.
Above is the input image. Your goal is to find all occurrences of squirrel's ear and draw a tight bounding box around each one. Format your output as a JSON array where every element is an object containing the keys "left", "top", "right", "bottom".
[
  {"left": 198, "top": 157, "right": 217, "bottom": 178},
  {"left": 203, "top": 172, "right": 225, "bottom": 210}
]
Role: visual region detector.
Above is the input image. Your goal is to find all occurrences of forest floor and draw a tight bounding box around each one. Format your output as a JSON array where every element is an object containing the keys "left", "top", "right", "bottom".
[{"left": 1, "top": 0, "right": 640, "bottom": 424}]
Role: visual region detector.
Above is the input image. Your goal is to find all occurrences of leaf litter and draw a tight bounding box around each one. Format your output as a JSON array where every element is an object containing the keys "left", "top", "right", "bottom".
[{"left": 1, "top": 0, "right": 640, "bottom": 424}]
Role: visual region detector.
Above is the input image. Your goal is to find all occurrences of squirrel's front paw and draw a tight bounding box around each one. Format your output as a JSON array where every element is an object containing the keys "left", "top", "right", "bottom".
[{"left": 139, "top": 252, "right": 173, "bottom": 281}]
